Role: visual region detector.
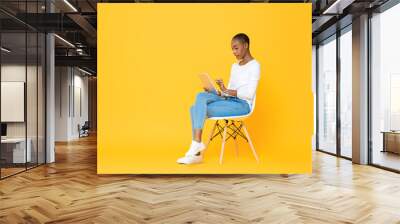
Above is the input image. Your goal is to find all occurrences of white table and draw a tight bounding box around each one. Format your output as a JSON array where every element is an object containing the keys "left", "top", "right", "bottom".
[{"left": 1, "top": 138, "right": 31, "bottom": 163}]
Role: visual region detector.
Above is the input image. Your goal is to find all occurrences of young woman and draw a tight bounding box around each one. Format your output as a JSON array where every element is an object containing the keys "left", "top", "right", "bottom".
[{"left": 177, "top": 33, "right": 261, "bottom": 164}]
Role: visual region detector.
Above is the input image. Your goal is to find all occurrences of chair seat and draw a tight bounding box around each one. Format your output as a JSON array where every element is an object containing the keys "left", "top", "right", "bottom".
[
  {"left": 207, "top": 113, "right": 251, "bottom": 120},
  {"left": 208, "top": 97, "right": 255, "bottom": 121}
]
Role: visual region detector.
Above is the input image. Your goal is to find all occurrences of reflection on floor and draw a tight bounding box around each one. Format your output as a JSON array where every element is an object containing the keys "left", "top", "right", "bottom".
[
  {"left": 0, "top": 162, "right": 43, "bottom": 179},
  {"left": 373, "top": 150, "right": 400, "bottom": 171},
  {"left": 0, "top": 167, "right": 25, "bottom": 178}
]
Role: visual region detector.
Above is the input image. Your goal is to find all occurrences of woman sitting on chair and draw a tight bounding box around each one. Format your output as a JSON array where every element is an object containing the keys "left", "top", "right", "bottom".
[{"left": 177, "top": 33, "right": 261, "bottom": 165}]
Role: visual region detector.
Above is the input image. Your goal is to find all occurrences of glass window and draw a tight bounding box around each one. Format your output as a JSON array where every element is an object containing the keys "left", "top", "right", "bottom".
[
  {"left": 339, "top": 28, "right": 352, "bottom": 158},
  {"left": 371, "top": 3, "right": 400, "bottom": 171},
  {"left": 1, "top": 30, "right": 28, "bottom": 177},
  {"left": 312, "top": 45, "right": 317, "bottom": 151},
  {"left": 27, "top": 30, "right": 38, "bottom": 169},
  {"left": 0, "top": 1, "right": 46, "bottom": 179},
  {"left": 318, "top": 36, "right": 337, "bottom": 154},
  {"left": 38, "top": 32, "right": 46, "bottom": 165}
]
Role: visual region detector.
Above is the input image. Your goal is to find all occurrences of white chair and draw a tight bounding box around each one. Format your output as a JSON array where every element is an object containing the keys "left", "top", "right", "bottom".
[{"left": 205, "top": 96, "right": 259, "bottom": 164}]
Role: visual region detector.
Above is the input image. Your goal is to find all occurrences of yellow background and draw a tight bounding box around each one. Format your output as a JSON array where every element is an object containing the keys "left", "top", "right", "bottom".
[{"left": 98, "top": 3, "right": 313, "bottom": 174}]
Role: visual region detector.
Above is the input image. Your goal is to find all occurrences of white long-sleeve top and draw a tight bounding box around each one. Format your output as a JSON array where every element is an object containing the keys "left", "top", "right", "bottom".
[{"left": 227, "top": 59, "right": 261, "bottom": 108}]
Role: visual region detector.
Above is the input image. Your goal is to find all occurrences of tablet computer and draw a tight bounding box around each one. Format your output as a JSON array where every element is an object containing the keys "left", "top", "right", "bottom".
[{"left": 198, "top": 73, "right": 219, "bottom": 93}]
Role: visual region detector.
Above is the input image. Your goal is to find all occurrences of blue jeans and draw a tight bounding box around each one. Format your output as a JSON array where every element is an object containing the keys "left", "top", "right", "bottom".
[{"left": 190, "top": 92, "right": 250, "bottom": 137}]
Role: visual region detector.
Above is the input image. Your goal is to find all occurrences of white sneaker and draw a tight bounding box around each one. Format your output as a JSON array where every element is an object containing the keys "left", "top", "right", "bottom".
[
  {"left": 176, "top": 141, "right": 206, "bottom": 165},
  {"left": 176, "top": 155, "right": 203, "bottom": 164},
  {"left": 185, "top": 141, "right": 206, "bottom": 157}
]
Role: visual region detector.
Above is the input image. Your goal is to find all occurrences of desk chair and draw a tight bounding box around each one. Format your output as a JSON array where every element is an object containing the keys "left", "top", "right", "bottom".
[
  {"left": 205, "top": 96, "right": 259, "bottom": 164},
  {"left": 78, "top": 121, "right": 90, "bottom": 138}
]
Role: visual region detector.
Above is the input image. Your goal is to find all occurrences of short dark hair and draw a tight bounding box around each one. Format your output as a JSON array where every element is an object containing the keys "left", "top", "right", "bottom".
[{"left": 232, "top": 33, "right": 250, "bottom": 47}]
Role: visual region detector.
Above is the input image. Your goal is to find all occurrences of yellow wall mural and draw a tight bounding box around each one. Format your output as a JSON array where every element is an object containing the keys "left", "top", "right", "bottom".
[{"left": 98, "top": 3, "right": 313, "bottom": 174}]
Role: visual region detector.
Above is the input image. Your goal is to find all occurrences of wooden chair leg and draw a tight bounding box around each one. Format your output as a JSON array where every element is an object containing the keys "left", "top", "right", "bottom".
[
  {"left": 219, "top": 122, "right": 228, "bottom": 165},
  {"left": 242, "top": 122, "right": 259, "bottom": 163},
  {"left": 234, "top": 137, "right": 239, "bottom": 157},
  {"left": 205, "top": 121, "right": 218, "bottom": 147}
]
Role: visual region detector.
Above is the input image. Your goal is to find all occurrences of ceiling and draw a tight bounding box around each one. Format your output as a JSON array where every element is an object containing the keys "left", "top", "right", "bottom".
[{"left": 0, "top": 0, "right": 394, "bottom": 75}]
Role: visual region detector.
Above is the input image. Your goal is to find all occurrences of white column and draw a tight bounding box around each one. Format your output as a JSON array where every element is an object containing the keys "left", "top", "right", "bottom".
[
  {"left": 46, "top": 33, "right": 55, "bottom": 163},
  {"left": 352, "top": 14, "right": 369, "bottom": 164},
  {"left": 45, "top": 1, "right": 55, "bottom": 163}
]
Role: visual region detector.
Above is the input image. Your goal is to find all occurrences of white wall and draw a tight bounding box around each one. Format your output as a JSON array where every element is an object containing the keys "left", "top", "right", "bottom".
[
  {"left": 1, "top": 65, "right": 26, "bottom": 135},
  {"left": 1, "top": 65, "right": 40, "bottom": 138},
  {"left": 1, "top": 63, "right": 46, "bottom": 164},
  {"left": 55, "top": 67, "right": 89, "bottom": 141},
  {"left": 72, "top": 72, "right": 89, "bottom": 138},
  {"left": 55, "top": 66, "right": 70, "bottom": 141}
]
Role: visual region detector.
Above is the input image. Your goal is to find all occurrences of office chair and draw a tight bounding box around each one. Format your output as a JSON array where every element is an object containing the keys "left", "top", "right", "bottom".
[
  {"left": 78, "top": 121, "right": 90, "bottom": 138},
  {"left": 205, "top": 96, "right": 259, "bottom": 164}
]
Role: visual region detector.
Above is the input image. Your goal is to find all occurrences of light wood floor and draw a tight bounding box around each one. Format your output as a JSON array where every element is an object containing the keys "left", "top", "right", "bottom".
[{"left": 1, "top": 134, "right": 400, "bottom": 224}]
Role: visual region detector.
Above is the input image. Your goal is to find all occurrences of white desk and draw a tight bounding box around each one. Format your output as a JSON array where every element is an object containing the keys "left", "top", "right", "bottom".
[{"left": 1, "top": 138, "right": 31, "bottom": 163}]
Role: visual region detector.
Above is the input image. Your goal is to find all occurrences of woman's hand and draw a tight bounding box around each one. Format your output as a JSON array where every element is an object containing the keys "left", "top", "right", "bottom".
[
  {"left": 215, "top": 79, "right": 226, "bottom": 91},
  {"left": 204, "top": 87, "right": 222, "bottom": 96},
  {"left": 215, "top": 79, "right": 238, "bottom": 97},
  {"left": 203, "top": 87, "right": 211, "bottom": 92}
]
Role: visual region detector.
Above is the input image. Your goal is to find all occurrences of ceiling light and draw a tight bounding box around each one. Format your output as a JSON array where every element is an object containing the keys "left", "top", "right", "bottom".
[
  {"left": 78, "top": 67, "right": 93, "bottom": 76},
  {"left": 63, "top": 0, "right": 78, "bottom": 12},
  {"left": 1, "top": 47, "right": 11, "bottom": 53},
  {"left": 54, "top": 34, "right": 75, "bottom": 48},
  {"left": 322, "top": 0, "right": 354, "bottom": 15}
]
